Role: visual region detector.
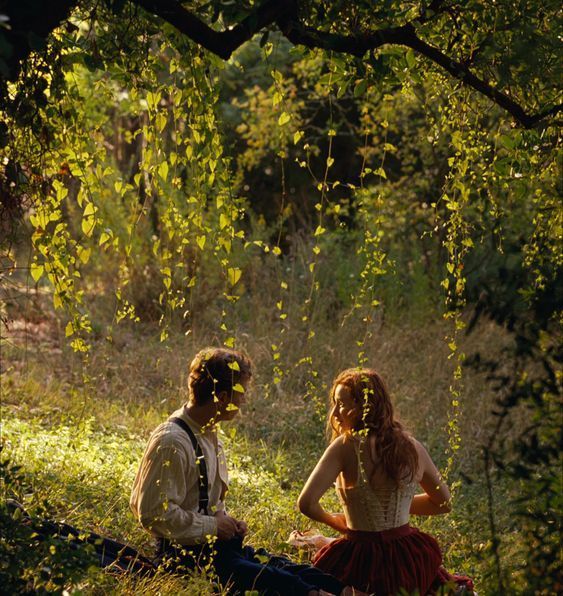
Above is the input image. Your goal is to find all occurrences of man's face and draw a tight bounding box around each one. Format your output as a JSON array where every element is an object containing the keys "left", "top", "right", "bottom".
[{"left": 216, "top": 375, "right": 249, "bottom": 422}]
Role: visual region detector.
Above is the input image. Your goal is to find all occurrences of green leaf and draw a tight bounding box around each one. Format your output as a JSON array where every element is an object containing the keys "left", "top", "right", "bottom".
[
  {"left": 146, "top": 91, "right": 161, "bottom": 110},
  {"left": 500, "top": 134, "right": 515, "bottom": 150},
  {"left": 232, "top": 383, "right": 245, "bottom": 393},
  {"left": 278, "top": 112, "right": 290, "bottom": 126},
  {"left": 30, "top": 262, "right": 43, "bottom": 282},
  {"left": 336, "top": 81, "right": 349, "bottom": 98},
  {"left": 354, "top": 79, "right": 368, "bottom": 97},
  {"left": 77, "top": 247, "right": 91, "bottom": 264},
  {"left": 83, "top": 203, "right": 95, "bottom": 217},
  {"left": 227, "top": 267, "right": 242, "bottom": 286},
  {"left": 158, "top": 161, "right": 169, "bottom": 181},
  {"left": 271, "top": 69, "right": 283, "bottom": 84},
  {"left": 156, "top": 112, "right": 167, "bottom": 133},
  {"left": 99, "top": 231, "right": 111, "bottom": 246},
  {"left": 82, "top": 217, "right": 95, "bottom": 237},
  {"left": 375, "top": 167, "right": 387, "bottom": 179}
]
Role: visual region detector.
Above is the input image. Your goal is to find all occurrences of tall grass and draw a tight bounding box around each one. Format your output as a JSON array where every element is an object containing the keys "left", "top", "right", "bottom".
[
  {"left": 2, "top": 220, "right": 538, "bottom": 594},
  {"left": 2, "top": 283, "right": 528, "bottom": 594}
]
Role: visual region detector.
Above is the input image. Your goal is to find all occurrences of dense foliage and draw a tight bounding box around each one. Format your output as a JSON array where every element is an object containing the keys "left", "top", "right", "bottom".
[{"left": 0, "top": 1, "right": 561, "bottom": 594}]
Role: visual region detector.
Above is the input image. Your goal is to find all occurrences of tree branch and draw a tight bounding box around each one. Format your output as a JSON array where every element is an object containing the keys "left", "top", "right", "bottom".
[
  {"left": 278, "top": 18, "right": 411, "bottom": 56},
  {"left": 276, "top": 19, "right": 561, "bottom": 128},
  {"left": 6, "top": 0, "right": 556, "bottom": 128},
  {"left": 134, "top": 0, "right": 286, "bottom": 59},
  {"left": 400, "top": 26, "right": 562, "bottom": 128},
  {"left": 133, "top": 1, "right": 560, "bottom": 128},
  {"left": 3, "top": 0, "right": 76, "bottom": 82}
]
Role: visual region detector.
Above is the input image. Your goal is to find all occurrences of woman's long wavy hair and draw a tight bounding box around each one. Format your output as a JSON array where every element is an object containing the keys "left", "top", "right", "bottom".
[{"left": 328, "top": 368, "right": 418, "bottom": 486}]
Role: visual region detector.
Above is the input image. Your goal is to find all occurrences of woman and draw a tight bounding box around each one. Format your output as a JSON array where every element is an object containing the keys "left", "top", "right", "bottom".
[{"left": 298, "top": 368, "right": 474, "bottom": 595}]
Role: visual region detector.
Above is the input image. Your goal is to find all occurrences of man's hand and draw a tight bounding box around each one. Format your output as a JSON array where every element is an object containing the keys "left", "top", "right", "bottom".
[
  {"left": 215, "top": 512, "right": 240, "bottom": 541},
  {"left": 215, "top": 509, "right": 248, "bottom": 539},
  {"left": 235, "top": 519, "right": 248, "bottom": 537}
]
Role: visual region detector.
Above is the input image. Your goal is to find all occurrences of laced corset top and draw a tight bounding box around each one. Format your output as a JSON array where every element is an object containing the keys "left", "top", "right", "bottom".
[{"left": 336, "top": 438, "right": 417, "bottom": 532}]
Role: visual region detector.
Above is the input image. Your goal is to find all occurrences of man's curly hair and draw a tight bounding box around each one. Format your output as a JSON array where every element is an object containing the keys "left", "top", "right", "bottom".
[{"left": 188, "top": 347, "right": 252, "bottom": 405}]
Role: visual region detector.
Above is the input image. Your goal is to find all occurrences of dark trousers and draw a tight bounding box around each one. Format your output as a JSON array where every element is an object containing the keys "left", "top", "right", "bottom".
[{"left": 155, "top": 535, "right": 343, "bottom": 595}]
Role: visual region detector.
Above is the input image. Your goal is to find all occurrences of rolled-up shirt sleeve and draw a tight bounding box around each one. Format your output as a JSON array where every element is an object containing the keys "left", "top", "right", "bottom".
[{"left": 130, "top": 432, "right": 217, "bottom": 544}]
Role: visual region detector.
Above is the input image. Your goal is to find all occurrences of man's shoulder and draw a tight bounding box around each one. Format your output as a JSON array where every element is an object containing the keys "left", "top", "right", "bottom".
[{"left": 149, "top": 418, "right": 192, "bottom": 451}]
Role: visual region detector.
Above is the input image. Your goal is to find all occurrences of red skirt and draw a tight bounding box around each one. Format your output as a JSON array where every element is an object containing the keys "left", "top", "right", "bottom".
[{"left": 312, "top": 524, "right": 473, "bottom": 595}]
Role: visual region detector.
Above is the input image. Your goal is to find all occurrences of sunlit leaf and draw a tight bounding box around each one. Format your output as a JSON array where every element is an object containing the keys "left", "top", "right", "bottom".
[
  {"left": 158, "top": 161, "right": 169, "bottom": 181},
  {"left": 227, "top": 268, "right": 241, "bottom": 286},
  {"left": 30, "top": 262, "right": 44, "bottom": 282}
]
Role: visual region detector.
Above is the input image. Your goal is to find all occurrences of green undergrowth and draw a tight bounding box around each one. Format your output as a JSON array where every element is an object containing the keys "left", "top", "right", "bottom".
[
  {"left": 0, "top": 316, "right": 529, "bottom": 593},
  {"left": 2, "top": 407, "right": 500, "bottom": 594},
  {"left": 2, "top": 413, "right": 339, "bottom": 594}
]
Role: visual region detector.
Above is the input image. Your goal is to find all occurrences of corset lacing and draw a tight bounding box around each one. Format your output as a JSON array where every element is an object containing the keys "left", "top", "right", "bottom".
[{"left": 336, "top": 438, "right": 416, "bottom": 531}]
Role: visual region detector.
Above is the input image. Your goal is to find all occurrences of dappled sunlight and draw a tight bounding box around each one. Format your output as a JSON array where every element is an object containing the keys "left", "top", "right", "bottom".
[{"left": 1, "top": 1, "right": 559, "bottom": 592}]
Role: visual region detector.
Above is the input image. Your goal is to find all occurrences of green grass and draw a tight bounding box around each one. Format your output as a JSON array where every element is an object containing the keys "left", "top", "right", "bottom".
[{"left": 0, "top": 311, "right": 532, "bottom": 594}]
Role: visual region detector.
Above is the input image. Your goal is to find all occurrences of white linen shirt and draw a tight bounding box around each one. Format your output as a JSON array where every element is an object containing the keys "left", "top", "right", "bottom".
[{"left": 130, "top": 406, "right": 229, "bottom": 545}]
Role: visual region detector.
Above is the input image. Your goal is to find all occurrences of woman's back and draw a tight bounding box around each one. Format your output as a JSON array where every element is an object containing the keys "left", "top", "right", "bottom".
[{"left": 336, "top": 434, "right": 418, "bottom": 531}]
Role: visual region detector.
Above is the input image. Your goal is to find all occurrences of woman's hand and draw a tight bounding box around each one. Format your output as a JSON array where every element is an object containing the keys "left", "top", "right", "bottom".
[
  {"left": 329, "top": 513, "right": 348, "bottom": 533},
  {"left": 410, "top": 440, "right": 452, "bottom": 516}
]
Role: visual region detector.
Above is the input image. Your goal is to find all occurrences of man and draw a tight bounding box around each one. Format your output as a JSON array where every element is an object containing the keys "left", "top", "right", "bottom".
[{"left": 130, "top": 347, "right": 352, "bottom": 595}]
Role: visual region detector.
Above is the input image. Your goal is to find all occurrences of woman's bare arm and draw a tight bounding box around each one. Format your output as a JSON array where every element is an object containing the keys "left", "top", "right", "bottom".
[
  {"left": 298, "top": 436, "right": 349, "bottom": 533},
  {"left": 410, "top": 440, "right": 452, "bottom": 516}
]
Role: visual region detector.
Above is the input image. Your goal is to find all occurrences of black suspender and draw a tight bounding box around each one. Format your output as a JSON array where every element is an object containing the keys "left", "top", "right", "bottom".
[{"left": 170, "top": 417, "right": 210, "bottom": 515}]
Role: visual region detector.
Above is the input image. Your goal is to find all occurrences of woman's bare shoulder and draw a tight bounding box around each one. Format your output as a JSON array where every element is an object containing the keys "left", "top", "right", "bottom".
[
  {"left": 407, "top": 435, "right": 427, "bottom": 453},
  {"left": 328, "top": 433, "right": 358, "bottom": 457},
  {"left": 403, "top": 436, "right": 430, "bottom": 477}
]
